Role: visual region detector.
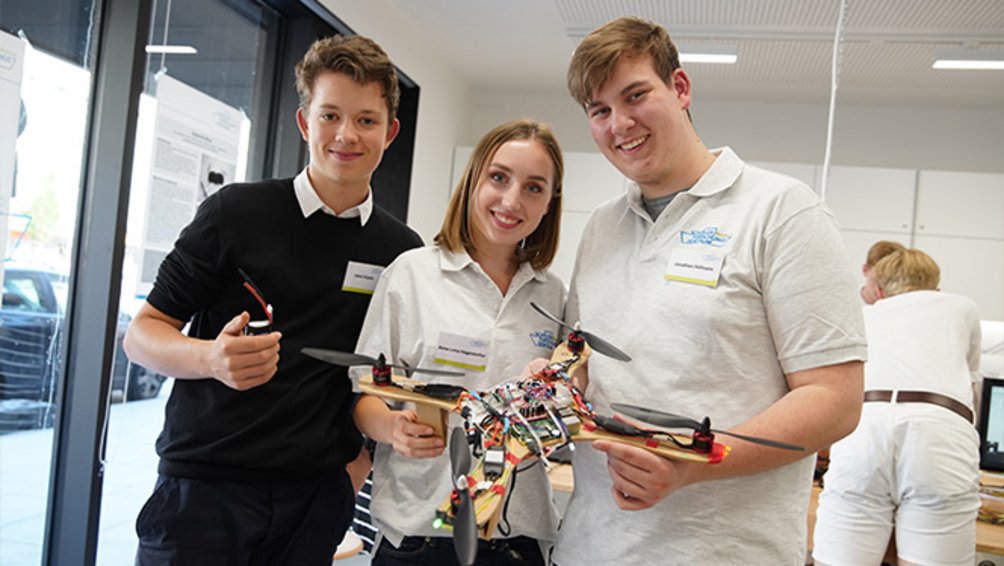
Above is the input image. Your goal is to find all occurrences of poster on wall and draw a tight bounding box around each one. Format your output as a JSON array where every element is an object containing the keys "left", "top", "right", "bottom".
[
  {"left": 135, "top": 73, "right": 246, "bottom": 297},
  {"left": 0, "top": 31, "right": 26, "bottom": 283}
]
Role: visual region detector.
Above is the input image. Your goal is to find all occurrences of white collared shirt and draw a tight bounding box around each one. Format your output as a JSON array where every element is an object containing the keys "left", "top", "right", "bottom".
[
  {"left": 863, "top": 290, "right": 981, "bottom": 404},
  {"left": 292, "top": 168, "right": 373, "bottom": 225},
  {"left": 350, "top": 245, "right": 565, "bottom": 546}
]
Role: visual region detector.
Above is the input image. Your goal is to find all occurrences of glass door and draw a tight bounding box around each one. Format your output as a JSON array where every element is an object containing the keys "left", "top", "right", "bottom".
[
  {"left": 0, "top": 2, "right": 100, "bottom": 564},
  {"left": 96, "top": 1, "right": 279, "bottom": 563}
]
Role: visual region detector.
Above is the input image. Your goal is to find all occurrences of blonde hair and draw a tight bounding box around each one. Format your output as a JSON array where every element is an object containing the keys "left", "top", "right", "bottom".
[
  {"left": 294, "top": 35, "right": 400, "bottom": 121},
  {"left": 865, "top": 240, "right": 906, "bottom": 269},
  {"left": 873, "top": 249, "right": 940, "bottom": 297},
  {"left": 567, "top": 16, "right": 683, "bottom": 108},
  {"left": 434, "top": 119, "right": 563, "bottom": 271}
]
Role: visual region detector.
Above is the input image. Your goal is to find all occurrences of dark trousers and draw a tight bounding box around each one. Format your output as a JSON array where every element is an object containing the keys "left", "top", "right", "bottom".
[
  {"left": 135, "top": 470, "right": 353, "bottom": 566},
  {"left": 373, "top": 535, "right": 545, "bottom": 566}
]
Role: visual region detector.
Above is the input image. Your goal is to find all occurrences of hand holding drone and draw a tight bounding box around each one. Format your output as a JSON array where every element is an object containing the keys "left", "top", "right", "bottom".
[{"left": 303, "top": 302, "right": 804, "bottom": 565}]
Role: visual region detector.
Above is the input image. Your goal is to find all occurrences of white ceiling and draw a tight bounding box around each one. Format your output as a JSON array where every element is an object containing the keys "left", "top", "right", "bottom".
[{"left": 383, "top": 0, "right": 1004, "bottom": 108}]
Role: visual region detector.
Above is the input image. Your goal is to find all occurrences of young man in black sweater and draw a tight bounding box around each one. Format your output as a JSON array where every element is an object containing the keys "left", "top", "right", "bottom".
[{"left": 124, "top": 34, "right": 422, "bottom": 565}]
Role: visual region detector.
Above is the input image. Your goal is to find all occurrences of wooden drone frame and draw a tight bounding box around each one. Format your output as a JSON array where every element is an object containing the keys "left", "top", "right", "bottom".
[{"left": 357, "top": 340, "right": 727, "bottom": 539}]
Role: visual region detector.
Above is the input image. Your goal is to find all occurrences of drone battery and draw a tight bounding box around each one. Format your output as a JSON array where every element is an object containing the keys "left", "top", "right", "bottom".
[
  {"left": 244, "top": 320, "right": 272, "bottom": 335},
  {"left": 484, "top": 446, "right": 505, "bottom": 478}
]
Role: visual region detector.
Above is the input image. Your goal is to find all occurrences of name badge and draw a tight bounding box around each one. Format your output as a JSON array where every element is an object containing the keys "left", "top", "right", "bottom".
[
  {"left": 434, "top": 332, "right": 489, "bottom": 372},
  {"left": 664, "top": 248, "right": 724, "bottom": 287},
  {"left": 342, "top": 261, "right": 384, "bottom": 295}
]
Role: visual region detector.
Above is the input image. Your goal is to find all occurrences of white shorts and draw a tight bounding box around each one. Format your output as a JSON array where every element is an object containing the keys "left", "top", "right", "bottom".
[{"left": 812, "top": 402, "right": 980, "bottom": 566}]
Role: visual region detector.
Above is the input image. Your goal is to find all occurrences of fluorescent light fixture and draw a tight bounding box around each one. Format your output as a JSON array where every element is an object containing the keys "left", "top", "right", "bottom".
[
  {"left": 933, "top": 48, "right": 1004, "bottom": 70},
  {"left": 678, "top": 43, "right": 737, "bottom": 64},
  {"left": 145, "top": 45, "right": 198, "bottom": 55}
]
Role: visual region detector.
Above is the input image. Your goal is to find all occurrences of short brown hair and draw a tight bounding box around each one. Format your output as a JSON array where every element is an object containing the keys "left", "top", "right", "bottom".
[
  {"left": 567, "top": 16, "right": 683, "bottom": 108},
  {"left": 873, "top": 249, "right": 940, "bottom": 297},
  {"left": 434, "top": 119, "right": 564, "bottom": 271},
  {"left": 294, "top": 35, "right": 400, "bottom": 122},
  {"left": 865, "top": 240, "right": 906, "bottom": 269}
]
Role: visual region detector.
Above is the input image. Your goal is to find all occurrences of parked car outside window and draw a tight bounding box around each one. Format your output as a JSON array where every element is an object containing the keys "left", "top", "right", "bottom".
[{"left": 0, "top": 264, "right": 166, "bottom": 432}]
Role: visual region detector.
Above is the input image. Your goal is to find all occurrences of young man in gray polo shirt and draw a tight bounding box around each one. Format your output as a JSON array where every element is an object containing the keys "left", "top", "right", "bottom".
[{"left": 553, "top": 17, "right": 867, "bottom": 565}]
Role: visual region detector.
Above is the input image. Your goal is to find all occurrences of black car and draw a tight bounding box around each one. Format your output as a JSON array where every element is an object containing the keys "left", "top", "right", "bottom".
[{"left": 0, "top": 265, "right": 166, "bottom": 432}]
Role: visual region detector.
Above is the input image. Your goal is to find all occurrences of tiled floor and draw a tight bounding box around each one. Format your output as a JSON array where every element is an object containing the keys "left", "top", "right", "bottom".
[
  {"left": 0, "top": 424, "right": 53, "bottom": 565},
  {"left": 0, "top": 383, "right": 371, "bottom": 565},
  {"left": 0, "top": 387, "right": 166, "bottom": 565}
]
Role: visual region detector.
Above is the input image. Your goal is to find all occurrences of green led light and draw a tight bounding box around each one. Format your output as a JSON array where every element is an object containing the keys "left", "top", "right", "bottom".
[{"left": 432, "top": 518, "right": 443, "bottom": 529}]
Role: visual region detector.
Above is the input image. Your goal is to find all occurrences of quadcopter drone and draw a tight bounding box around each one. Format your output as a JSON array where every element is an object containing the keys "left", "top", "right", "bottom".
[{"left": 303, "top": 302, "right": 803, "bottom": 565}]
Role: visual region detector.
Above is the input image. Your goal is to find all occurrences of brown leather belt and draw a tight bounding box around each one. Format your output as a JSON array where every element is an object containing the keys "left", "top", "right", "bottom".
[{"left": 863, "top": 389, "right": 973, "bottom": 423}]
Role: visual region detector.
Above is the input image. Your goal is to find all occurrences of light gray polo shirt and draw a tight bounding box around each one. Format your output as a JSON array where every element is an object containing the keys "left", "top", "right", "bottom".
[
  {"left": 554, "top": 147, "right": 867, "bottom": 565},
  {"left": 352, "top": 245, "right": 565, "bottom": 547}
]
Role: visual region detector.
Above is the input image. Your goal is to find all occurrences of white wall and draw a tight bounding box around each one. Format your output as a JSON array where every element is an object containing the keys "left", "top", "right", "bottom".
[
  {"left": 466, "top": 92, "right": 592, "bottom": 152},
  {"left": 318, "top": 0, "right": 473, "bottom": 242}
]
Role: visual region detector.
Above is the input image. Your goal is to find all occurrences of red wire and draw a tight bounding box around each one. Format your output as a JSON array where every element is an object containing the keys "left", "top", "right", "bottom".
[{"left": 242, "top": 281, "right": 273, "bottom": 323}]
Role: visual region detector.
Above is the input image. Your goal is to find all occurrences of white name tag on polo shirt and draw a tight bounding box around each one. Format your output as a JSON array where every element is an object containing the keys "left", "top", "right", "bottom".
[
  {"left": 664, "top": 248, "right": 724, "bottom": 287},
  {"left": 434, "top": 332, "right": 489, "bottom": 372},
  {"left": 342, "top": 261, "right": 384, "bottom": 295}
]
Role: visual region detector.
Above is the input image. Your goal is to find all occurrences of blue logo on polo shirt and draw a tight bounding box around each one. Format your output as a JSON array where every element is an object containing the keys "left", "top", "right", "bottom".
[
  {"left": 680, "top": 226, "right": 731, "bottom": 247},
  {"left": 530, "top": 330, "right": 557, "bottom": 350}
]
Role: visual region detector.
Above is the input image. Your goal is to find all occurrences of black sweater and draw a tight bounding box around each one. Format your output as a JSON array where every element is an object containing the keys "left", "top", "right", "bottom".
[{"left": 147, "top": 178, "right": 422, "bottom": 480}]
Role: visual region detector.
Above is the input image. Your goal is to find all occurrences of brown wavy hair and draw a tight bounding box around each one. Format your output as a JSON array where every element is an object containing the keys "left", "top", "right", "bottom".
[
  {"left": 568, "top": 16, "right": 683, "bottom": 109},
  {"left": 295, "top": 34, "right": 400, "bottom": 122},
  {"left": 435, "top": 119, "right": 564, "bottom": 271}
]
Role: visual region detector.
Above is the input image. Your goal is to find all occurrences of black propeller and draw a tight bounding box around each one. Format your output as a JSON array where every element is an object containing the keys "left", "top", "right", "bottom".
[
  {"left": 529, "top": 302, "right": 632, "bottom": 362},
  {"left": 449, "top": 427, "right": 477, "bottom": 566},
  {"left": 301, "top": 348, "right": 463, "bottom": 377},
  {"left": 610, "top": 403, "right": 805, "bottom": 452}
]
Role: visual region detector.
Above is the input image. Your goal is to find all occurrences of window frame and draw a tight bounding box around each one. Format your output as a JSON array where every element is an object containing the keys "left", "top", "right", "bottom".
[{"left": 35, "top": 0, "right": 419, "bottom": 563}]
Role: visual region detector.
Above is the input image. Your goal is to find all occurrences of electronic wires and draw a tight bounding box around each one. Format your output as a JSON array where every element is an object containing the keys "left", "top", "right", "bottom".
[{"left": 238, "top": 267, "right": 273, "bottom": 323}]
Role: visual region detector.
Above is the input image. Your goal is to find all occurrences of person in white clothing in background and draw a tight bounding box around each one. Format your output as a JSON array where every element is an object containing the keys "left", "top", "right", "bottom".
[
  {"left": 814, "top": 248, "right": 982, "bottom": 566},
  {"left": 860, "top": 240, "right": 906, "bottom": 305}
]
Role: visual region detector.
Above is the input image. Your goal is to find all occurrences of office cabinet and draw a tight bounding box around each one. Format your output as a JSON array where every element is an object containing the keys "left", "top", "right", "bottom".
[
  {"left": 916, "top": 171, "right": 1004, "bottom": 239},
  {"left": 824, "top": 165, "right": 917, "bottom": 234},
  {"left": 562, "top": 151, "right": 628, "bottom": 213},
  {"left": 916, "top": 235, "right": 1004, "bottom": 322}
]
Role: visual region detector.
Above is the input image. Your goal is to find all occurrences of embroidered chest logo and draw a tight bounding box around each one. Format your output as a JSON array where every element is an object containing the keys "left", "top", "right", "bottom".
[
  {"left": 680, "top": 226, "right": 731, "bottom": 247},
  {"left": 530, "top": 330, "right": 557, "bottom": 350}
]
